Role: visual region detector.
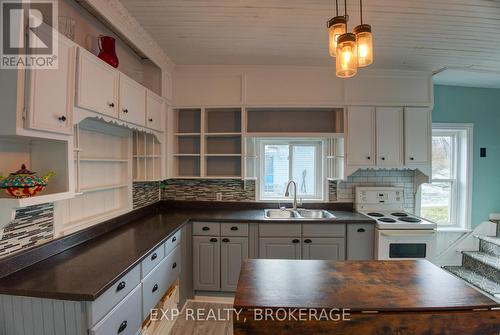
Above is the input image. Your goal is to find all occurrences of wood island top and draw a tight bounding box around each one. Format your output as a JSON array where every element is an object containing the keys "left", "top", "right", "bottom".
[{"left": 233, "top": 259, "right": 500, "bottom": 312}]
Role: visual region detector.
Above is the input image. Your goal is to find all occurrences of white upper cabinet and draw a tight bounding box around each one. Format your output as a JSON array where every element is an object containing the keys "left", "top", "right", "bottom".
[
  {"left": 119, "top": 74, "right": 146, "bottom": 126},
  {"left": 146, "top": 91, "right": 165, "bottom": 131},
  {"left": 26, "top": 34, "right": 76, "bottom": 135},
  {"left": 405, "top": 108, "right": 431, "bottom": 165},
  {"left": 375, "top": 107, "right": 403, "bottom": 166},
  {"left": 347, "top": 106, "right": 376, "bottom": 166},
  {"left": 76, "top": 48, "right": 119, "bottom": 118}
]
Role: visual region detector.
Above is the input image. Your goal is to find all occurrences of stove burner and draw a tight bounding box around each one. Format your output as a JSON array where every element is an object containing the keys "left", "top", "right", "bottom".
[
  {"left": 398, "top": 217, "right": 422, "bottom": 223},
  {"left": 378, "top": 217, "right": 397, "bottom": 223},
  {"left": 367, "top": 212, "right": 384, "bottom": 217},
  {"left": 391, "top": 212, "right": 409, "bottom": 217}
]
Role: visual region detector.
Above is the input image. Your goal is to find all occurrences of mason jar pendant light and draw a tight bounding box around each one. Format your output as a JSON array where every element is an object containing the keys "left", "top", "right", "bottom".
[
  {"left": 336, "top": 0, "right": 357, "bottom": 78},
  {"left": 354, "top": 0, "right": 373, "bottom": 67},
  {"left": 327, "top": 0, "right": 346, "bottom": 57}
]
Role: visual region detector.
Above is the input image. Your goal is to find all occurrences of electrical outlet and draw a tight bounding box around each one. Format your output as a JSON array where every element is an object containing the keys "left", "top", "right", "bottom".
[{"left": 216, "top": 192, "right": 223, "bottom": 201}]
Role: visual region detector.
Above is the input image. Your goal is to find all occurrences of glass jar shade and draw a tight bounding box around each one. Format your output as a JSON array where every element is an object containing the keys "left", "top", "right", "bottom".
[
  {"left": 354, "top": 24, "right": 373, "bottom": 67},
  {"left": 327, "top": 17, "right": 346, "bottom": 57},
  {"left": 336, "top": 33, "right": 358, "bottom": 78}
]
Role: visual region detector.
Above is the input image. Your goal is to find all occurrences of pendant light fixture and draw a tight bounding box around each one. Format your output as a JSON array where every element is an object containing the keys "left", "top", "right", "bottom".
[
  {"left": 335, "top": 0, "right": 357, "bottom": 78},
  {"left": 327, "top": 0, "right": 346, "bottom": 57},
  {"left": 353, "top": 0, "right": 373, "bottom": 67}
]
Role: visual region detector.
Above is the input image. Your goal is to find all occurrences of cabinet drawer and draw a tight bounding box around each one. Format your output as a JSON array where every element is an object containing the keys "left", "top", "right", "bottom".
[
  {"left": 259, "top": 224, "right": 301, "bottom": 237},
  {"left": 142, "top": 246, "right": 181, "bottom": 319},
  {"left": 87, "top": 264, "right": 141, "bottom": 327},
  {"left": 141, "top": 244, "right": 165, "bottom": 278},
  {"left": 221, "top": 223, "right": 248, "bottom": 237},
  {"left": 193, "top": 222, "right": 220, "bottom": 236},
  {"left": 165, "top": 229, "right": 181, "bottom": 257},
  {"left": 302, "top": 224, "right": 345, "bottom": 237},
  {"left": 90, "top": 285, "right": 142, "bottom": 335}
]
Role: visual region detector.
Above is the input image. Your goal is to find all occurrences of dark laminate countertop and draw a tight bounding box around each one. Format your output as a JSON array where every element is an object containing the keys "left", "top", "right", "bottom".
[
  {"left": 234, "top": 259, "right": 500, "bottom": 312},
  {"left": 0, "top": 204, "right": 374, "bottom": 301}
]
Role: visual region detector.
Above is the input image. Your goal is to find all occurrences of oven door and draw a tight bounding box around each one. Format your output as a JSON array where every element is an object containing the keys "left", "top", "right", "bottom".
[{"left": 375, "top": 229, "right": 436, "bottom": 260}]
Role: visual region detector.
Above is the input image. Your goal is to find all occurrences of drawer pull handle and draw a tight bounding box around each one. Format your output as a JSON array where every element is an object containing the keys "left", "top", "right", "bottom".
[
  {"left": 357, "top": 228, "right": 366, "bottom": 233},
  {"left": 304, "top": 239, "right": 312, "bottom": 244},
  {"left": 108, "top": 102, "right": 114, "bottom": 108},
  {"left": 172, "top": 236, "right": 177, "bottom": 242},
  {"left": 222, "top": 238, "right": 230, "bottom": 243},
  {"left": 292, "top": 239, "right": 300, "bottom": 244},
  {"left": 202, "top": 227, "right": 210, "bottom": 231},
  {"left": 151, "top": 253, "right": 158, "bottom": 260},
  {"left": 210, "top": 238, "right": 218, "bottom": 243},
  {"left": 116, "top": 281, "right": 126, "bottom": 292},
  {"left": 58, "top": 115, "right": 67, "bottom": 122},
  {"left": 118, "top": 320, "right": 127, "bottom": 333},
  {"left": 172, "top": 262, "right": 177, "bottom": 269},
  {"left": 152, "top": 284, "right": 159, "bottom": 293},
  {"left": 122, "top": 109, "right": 128, "bottom": 113},
  {"left": 230, "top": 226, "right": 238, "bottom": 231}
]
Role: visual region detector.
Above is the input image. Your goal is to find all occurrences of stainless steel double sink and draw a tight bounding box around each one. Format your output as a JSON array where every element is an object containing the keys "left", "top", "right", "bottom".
[{"left": 264, "top": 209, "right": 335, "bottom": 220}]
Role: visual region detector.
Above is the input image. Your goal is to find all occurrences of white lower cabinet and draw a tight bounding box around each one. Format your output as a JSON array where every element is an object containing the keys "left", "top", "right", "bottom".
[
  {"left": 193, "top": 235, "right": 221, "bottom": 291},
  {"left": 221, "top": 237, "right": 249, "bottom": 291},
  {"left": 302, "top": 238, "right": 345, "bottom": 260},
  {"left": 90, "top": 285, "right": 142, "bottom": 335}
]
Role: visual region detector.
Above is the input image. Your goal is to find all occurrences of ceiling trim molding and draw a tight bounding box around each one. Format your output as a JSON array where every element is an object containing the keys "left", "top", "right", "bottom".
[{"left": 77, "top": 0, "right": 175, "bottom": 73}]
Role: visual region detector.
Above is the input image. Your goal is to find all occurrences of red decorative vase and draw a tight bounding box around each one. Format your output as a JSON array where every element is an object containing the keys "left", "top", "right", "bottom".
[{"left": 98, "top": 36, "right": 119, "bottom": 68}]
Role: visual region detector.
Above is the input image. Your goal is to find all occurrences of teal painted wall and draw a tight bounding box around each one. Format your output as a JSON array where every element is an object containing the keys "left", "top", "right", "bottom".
[{"left": 433, "top": 85, "right": 500, "bottom": 227}]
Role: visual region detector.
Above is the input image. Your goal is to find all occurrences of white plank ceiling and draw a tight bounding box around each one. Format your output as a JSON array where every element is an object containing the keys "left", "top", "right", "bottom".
[{"left": 120, "top": 0, "right": 500, "bottom": 72}]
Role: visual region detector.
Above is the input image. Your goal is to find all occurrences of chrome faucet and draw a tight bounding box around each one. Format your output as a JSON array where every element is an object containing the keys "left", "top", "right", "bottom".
[{"left": 284, "top": 180, "right": 298, "bottom": 210}]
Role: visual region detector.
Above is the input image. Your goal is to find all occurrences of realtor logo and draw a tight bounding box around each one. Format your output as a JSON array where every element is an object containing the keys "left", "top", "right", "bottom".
[{"left": 1, "top": 0, "right": 58, "bottom": 69}]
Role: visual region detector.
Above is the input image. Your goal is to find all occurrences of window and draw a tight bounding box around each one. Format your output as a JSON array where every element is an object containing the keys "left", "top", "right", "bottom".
[
  {"left": 419, "top": 124, "right": 473, "bottom": 229},
  {"left": 258, "top": 139, "right": 324, "bottom": 201}
]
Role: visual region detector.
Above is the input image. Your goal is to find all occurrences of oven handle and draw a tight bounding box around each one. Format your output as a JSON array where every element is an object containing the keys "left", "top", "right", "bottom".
[{"left": 381, "top": 231, "right": 436, "bottom": 237}]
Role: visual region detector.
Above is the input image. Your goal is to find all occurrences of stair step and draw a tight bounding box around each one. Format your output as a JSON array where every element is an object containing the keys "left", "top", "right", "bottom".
[
  {"left": 462, "top": 251, "right": 500, "bottom": 283},
  {"left": 477, "top": 235, "right": 500, "bottom": 257},
  {"left": 444, "top": 266, "right": 500, "bottom": 296}
]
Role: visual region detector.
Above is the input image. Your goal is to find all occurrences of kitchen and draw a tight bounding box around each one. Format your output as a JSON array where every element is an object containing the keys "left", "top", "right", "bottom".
[{"left": 0, "top": 0, "right": 499, "bottom": 334}]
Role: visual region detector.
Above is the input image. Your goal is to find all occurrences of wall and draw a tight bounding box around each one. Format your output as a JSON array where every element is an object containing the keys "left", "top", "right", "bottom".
[{"left": 433, "top": 85, "right": 500, "bottom": 227}]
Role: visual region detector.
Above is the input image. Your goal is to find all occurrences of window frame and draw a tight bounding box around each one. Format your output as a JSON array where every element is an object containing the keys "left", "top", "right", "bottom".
[
  {"left": 257, "top": 138, "right": 325, "bottom": 202},
  {"left": 417, "top": 123, "right": 473, "bottom": 230}
]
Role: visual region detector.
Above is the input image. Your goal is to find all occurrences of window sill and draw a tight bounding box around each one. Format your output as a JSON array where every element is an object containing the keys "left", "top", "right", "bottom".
[{"left": 436, "top": 227, "right": 472, "bottom": 233}]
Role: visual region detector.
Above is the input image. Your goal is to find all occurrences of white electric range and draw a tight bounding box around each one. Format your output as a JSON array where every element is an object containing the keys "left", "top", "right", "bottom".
[{"left": 355, "top": 187, "right": 437, "bottom": 261}]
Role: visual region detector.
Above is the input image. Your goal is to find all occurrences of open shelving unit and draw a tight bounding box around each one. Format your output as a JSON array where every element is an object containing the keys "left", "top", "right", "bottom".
[
  {"left": 56, "top": 119, "right": 132, "bottom": 236},
  {"left": 133, "top": 131, "right": 162, "bottom": 181},
  {"left": 326, "top": 137, "right": 345, "bottom": 180},
  {"left": 173, "top": 108, "right": 243, "bottom": 179}
]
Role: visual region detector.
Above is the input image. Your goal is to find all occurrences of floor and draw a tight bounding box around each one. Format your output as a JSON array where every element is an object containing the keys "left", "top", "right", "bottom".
[{"left": 170, "top": 301, "right": 234, "bottom": 335}]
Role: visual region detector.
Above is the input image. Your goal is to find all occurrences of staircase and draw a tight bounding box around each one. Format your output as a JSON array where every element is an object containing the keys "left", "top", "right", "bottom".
[{"left": 444, "top": 220, "right": 500, "bottom": 300}]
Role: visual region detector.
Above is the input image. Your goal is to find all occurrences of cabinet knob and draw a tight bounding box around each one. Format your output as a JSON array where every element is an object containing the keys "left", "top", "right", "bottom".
[
  {"left": 367, "top": 156, "right": 371, "bottom": 160},
  {"left": 230, "top": 226, "right": 238, "bottom": 231},
  {"left": 108, "top": 102, "right": 115, "bottom": 108},
  {"left": 117, "top": 321, "right": 127, "bottom": 333},
  {"left": 152, "top": 284, "right": 159, "bottom": 293},
  {"left": 151, "top": 253, "right": 157, "bottom": 261},
  {"left": 357, "top": 228, "right": 366, "bottom": 233},
  {"left": 210, "top": 238, "right": 218, "bottom": 243},
  {"left": 292, "top": 239, "right": 300, "bottom": 244},
  {"left": 381, "top": 157, "right": 386, "bottom": 161},
  {"left": 304, "top": 239, "right": 312, "bottom": 244},
  {"left": 410, "top": 157, "right": 415, "bottom": 161},
  {"left": 172, "top": 236, "right": 177, "bottom": 242},
  {"left": 122, "top": 109, "right": 128, "bottom": 114},
  {"left": 202, "top": 226, "right": 210, "bottom": 231},
  {"left": 116, "top": 281, "right": 126, "bottom": 292},
  {"left": 172, "top": 262, "right": 177, "bottom": 269},
  {"left": 222, "top": 238, "right": 230, "bottom": 243},
  {"left": 149, "top": 118, "right": 153, "bottom": 122},
  {"left": 58, "top": 115, "right": 67, "bottom": 122}
]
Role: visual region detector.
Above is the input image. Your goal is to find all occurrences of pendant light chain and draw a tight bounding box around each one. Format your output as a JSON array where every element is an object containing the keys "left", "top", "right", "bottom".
[
  {"left": 335, "top": 0, "right": 338, "bottom": 16},
  {"left": 360, "top": 0, "right": 363, "bottom": 24},
  {"left": 344, "top": 0, "right": 348, "bottom": 29}
]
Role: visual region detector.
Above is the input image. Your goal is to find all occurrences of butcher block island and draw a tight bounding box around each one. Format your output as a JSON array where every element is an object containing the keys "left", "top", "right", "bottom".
[{"left": 233, "top": 259, "right": 500, "bottom": 335}]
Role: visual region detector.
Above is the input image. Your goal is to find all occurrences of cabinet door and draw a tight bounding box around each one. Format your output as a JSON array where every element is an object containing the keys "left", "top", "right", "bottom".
[
  {"left": 119, "top": 74, "right": 146, "bottom": 126},
  {"left": 76, "top": 48, "right": 119, "bottom": 118},
  {"left": 259, "top": 238, "right": 301, "bottom": 259},
  {"left": 193, "top": 236, "right": 220, "bottom": 291},
  {"left": 26, "top": 33, "right": 75, "bottom": 134},
  {"left": 376, "top": 107, "right": 403, "bottom": 166},
  {"left": 146, "top": 91, "right": 165, "bottom": 131},
  {"left": 221, "top": 237, "right": 248, "bottom": 292},
  {"left": 405, "top": 108, "right": 431, "bottom": 165},
  {"left": 302, "top": 238, "right": 345, "bottom": 260},
  {"left": 346, "top": 224, "right": 374, "bottom": 260},
  {"left": 347, "top": 106, "right": 375, "bottom": 166}
]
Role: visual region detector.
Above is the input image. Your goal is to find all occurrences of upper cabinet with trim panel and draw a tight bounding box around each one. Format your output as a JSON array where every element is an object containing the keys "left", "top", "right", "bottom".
[
  {"left": 146, "top": 91, "right": 166, "bottom": 132},
  {"left": 118, "top": 73, "right": 147, "bottom": 126}
]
